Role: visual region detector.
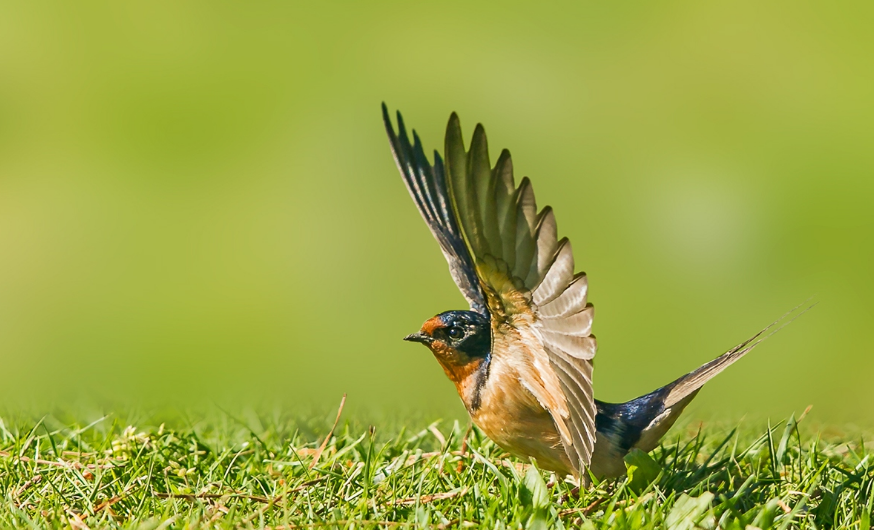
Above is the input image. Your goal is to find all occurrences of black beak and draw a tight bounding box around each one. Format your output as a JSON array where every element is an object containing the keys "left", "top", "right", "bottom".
[{"left": 403, "top": 331, "right": 432, "bottom": 344}]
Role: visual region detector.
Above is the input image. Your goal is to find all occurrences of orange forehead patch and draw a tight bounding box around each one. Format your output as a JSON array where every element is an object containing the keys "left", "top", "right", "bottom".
[{"left": 421, "top": 316, "right": 446, "bottom": 335}]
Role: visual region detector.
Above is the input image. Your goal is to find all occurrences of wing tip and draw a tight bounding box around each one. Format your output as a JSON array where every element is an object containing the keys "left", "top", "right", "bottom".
[
  {"left": 381, "top": 102, "right": 396, "bottom": 137},
  {"left": 536, "top": 206, "right": 556, "bottom": 231},
  {"left": 381, "top": 102, "right": 407, "bottom": 137},
  {"left": 446, "top": 112, "right": 463, "bottom": 145},
  {"left": 472, "top": 122, "right": 487, "bottom": 142}
]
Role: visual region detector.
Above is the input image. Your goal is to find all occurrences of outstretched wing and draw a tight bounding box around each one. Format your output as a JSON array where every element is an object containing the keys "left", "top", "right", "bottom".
[
  {"left": 383, "top": 105, "right": 596, "bottom": 474},
  {"left": 443, "top": 114, "right": 596, "bottom": 473},
  {"left": 382, "top": 104, "right": 488, "bottom": 315}
]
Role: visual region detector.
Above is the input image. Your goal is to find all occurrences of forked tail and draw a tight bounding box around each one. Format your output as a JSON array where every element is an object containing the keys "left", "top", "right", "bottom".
[{"left": 588, "top": 303, "right": 812, "bottom": 478}]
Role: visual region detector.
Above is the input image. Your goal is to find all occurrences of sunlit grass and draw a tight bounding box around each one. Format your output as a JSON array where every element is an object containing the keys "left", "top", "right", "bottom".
[{"left": 0, "top": 406, "right": 870, "bottom": 529}]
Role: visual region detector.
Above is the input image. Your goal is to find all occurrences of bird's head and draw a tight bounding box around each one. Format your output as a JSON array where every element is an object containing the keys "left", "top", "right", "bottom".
[{"left": 404, "top": 310, "right": 491, "bottom": 384}]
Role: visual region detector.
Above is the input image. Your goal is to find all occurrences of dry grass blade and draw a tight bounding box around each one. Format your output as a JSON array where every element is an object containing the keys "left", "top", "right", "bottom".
[
  {"left": 309, "top": 394, "right": 346, "bottom": 469},
  {"left": 94, "top": 496, "right": 122, "bottom": 512},
  {"left": 65, "top": 510, "right": 92, "bottom": 530},
  {"left": 457, "top": 423, "right": 472, "bottom": 473},
  {"left": 392, "top": 486, "right": 469, "bottom": 506},
  {"left": 428, "top": 424, "right": 447, "bottom": 447},
  {"left": 558, "top": 497, "right": 606, "bottom": 517},
  {"left": 13, "top": 474, "right": 42, "bottom": 499}
]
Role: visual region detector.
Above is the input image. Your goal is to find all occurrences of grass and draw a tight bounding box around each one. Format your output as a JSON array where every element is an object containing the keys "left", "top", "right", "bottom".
[{"left": 0, "top": 403, "right": 871, "bottom": 529}]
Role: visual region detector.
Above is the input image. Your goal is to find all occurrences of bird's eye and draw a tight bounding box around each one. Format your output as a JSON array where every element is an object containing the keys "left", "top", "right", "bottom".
[{"left": 447, "top": 326, "right": 465, "bottom": 340}]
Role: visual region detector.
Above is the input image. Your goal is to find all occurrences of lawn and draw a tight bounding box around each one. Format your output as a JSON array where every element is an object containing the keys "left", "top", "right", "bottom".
[{"left": 0, "top": 403, "right": 870, "bottom": 529}]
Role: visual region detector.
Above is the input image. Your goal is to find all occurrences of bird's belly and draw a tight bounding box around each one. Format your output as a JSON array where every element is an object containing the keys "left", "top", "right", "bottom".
[{"left": 469, "top": 377, "right": 572, "bottom": 475}]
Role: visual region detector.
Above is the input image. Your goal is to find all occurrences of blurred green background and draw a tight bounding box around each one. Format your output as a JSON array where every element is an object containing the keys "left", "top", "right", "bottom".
[{"left": 0, "top": 2, "right": 872, "bottom": 422}]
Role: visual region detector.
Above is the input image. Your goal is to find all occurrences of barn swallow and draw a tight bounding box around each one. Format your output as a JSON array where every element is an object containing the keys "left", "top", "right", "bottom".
[{"left": 383, "top": 104, "right": 804, "bottom": 481}]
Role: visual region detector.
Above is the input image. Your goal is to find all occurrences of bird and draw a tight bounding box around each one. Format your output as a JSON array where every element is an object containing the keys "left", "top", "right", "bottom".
[{"left": 382, "top": 104, "right": 803, "bottom": 481}]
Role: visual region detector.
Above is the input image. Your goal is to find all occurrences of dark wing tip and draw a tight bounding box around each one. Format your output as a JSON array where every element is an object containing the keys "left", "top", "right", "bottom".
[
  {"left": 382, "top": 103, "right": 394, "bottom": 134},
  {"left": 471, "top": 123, "right": 489, "bottom": 153},
  {"left": 446, "top": 112, "right": 463, "bottom": 139},
  {"left": 383, "top": 106, "right": 489, "bottom": 315},
  {"left": 395, "top": 109, "right": 408, "bottom": 137}
]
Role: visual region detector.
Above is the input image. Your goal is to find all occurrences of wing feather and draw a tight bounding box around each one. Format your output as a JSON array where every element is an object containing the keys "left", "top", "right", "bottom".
[
  {"left": 532, "top": 239, "right": 575, "bottom": 306},
  {"left": 550, "top": 369, "right": 590, "bottom": 470},
  {"left": 541, "top": 305, "right": 594, "bottom": 337},
  {"left": 382, "top": 105, "right": 488, "bottom": 314},
  {"left": 513, "top": 179, "right": 538, "bottom": 280},
  {"left": 539, "top": 273, "right": 589, "bottom": 318},
  {"left": 385, "top": 105, "right": 597, "bottom": 475},
  {"left": 547, "top": 351, "right": 596, "bottom": 465},
  {"left": 470, "top": 125, "right": 502, "bottom": 257},
  {"left": 540, "top": 331, "right": 597, "bottom": 360},
  {"left": 494, "top": 150, "right": 517, "bottom": 271},
  {"left": 446, "top": 116, "right": 488, "bottom": 256},
  {"left": 526, "top": 208, "right": 559, "bottom": 289},
  {"left": 440, "top": 112, "right": 598, "bottom": 474}
]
